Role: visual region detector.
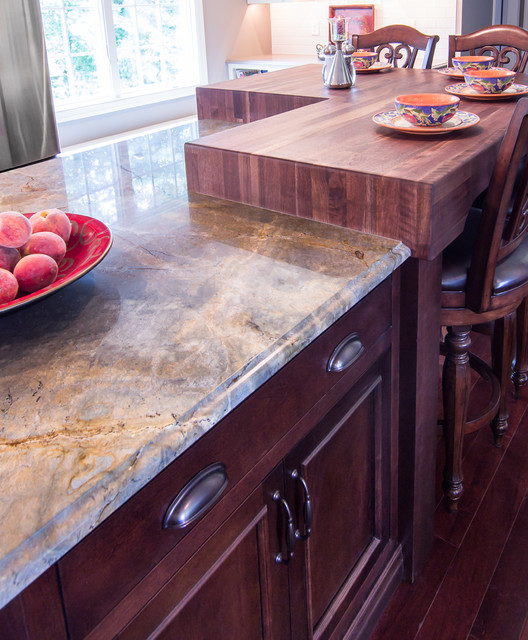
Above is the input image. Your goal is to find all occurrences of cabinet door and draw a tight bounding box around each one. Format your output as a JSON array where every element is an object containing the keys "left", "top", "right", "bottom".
[
  {"left": 117, "top": 465, "right": 291, "bottom": 640},
  {"left": 286, "top": 358, "right": 394, "bottom": 640}
]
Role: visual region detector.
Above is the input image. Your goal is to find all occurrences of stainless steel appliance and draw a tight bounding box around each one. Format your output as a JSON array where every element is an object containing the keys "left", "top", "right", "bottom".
[{"left": 0, "top": 0, "right": 59, "bottom": 172}]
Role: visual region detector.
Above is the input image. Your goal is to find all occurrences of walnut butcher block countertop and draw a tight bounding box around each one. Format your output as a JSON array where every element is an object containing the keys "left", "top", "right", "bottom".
[{"left": 0, "top": 118, "right": 409, "bottom": 608}]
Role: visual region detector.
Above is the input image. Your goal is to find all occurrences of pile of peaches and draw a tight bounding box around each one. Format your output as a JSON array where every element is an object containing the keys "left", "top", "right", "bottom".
[{"left": 0, "top": 208, "right": 71, "bottom": 304}]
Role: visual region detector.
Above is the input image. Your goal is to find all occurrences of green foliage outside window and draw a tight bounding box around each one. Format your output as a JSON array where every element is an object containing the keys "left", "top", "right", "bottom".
[{"left": 40, "top": 0, "right": 197, "bottom": 108}]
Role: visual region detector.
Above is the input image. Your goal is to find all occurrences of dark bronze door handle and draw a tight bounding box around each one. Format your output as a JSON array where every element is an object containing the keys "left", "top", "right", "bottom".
[
  {"left": 290, "top": 469, "right": 312, "bottom": 541},
  {"left": 273, "top": 490, "right": 295, "bottom": 564}
]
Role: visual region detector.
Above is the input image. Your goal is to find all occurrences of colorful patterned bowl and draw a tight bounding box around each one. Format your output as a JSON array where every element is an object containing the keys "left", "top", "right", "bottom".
[
  {"left": 394, "top": 93, "right": 460, "bottom": 127},
  {"left": 452, "top": 55, "right": 495, "bottom": 74},
  {"left": 352, "top": 51, "right": 378, "bottom": 69},
  {"left": 463, "top": 67, "right": 516, "bottom": 93}
]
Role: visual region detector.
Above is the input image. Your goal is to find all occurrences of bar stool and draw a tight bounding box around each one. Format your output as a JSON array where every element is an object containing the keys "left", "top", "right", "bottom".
[
  {"left": 449, "top": 23, "right": 528, "bottom": 431},
  {"left": 440, "top": 98, "right": 528, "bottom": 511},
  {"left": 351, "top": 25, "right": 439, "bottom": 69},
  {"left": 449, "top": 24, "right": 528, "bottom": 72}
]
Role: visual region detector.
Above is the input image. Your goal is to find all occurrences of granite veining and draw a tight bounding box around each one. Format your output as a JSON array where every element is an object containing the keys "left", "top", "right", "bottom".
[{"left": 0, "top": 118, "right": 409, "bottom": 608}]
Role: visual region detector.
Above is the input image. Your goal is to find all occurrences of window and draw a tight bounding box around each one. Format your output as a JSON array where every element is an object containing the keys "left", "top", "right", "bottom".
[{"left": 39, "top": 0, "right": 205, "bottom": 111}]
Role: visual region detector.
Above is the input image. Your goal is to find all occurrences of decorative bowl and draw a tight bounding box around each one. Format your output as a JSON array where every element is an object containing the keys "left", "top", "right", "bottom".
[
  {"left": 463, "top": 67, "right": 516, "bottom": 93},
  {"left": 352, "top": 51, "right": 378, "bottom": 69},
  {"left": 0, "top": 212, "right": 112, "bottom": 313},
  {"left": 394, "top": 93, "right": 460, "bottom": 127},
  {"left": 452, "top": 55, "right": 495, "bottom": 74}
]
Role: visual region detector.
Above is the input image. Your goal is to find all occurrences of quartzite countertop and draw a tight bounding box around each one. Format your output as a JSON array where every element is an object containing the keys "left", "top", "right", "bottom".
[{"left": 0, "top": 118, "right": 409, "bottom": 609}]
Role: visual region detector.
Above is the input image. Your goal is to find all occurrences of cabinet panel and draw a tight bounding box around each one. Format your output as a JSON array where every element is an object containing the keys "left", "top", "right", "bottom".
[
  {"left": 117, "top": 466, "right": 290, "bottom": 640},
  {"left": 1, "top": 566, "right": 67, "bottom": 640},
  {"left": 287, "top": 356, "right": 394, "bottom": 640}
]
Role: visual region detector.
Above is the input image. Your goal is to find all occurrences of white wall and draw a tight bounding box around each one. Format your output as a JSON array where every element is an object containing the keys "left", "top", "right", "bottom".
[
  {"left": 202, "top": 0, "right": 271, "bottom": 82},
  {"left": 270, "top": 1, "right": 458, "bottom": 66}
]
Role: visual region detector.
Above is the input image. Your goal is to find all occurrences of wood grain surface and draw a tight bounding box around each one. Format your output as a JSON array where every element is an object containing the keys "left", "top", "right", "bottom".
[{"left": 187, "top": 65, "right": 527, "bottom": 260}]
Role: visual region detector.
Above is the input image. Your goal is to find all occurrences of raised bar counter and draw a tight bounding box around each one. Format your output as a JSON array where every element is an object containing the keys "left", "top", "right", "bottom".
[{"left": 186, "top": 64, "right": 523, "bottom": 260}]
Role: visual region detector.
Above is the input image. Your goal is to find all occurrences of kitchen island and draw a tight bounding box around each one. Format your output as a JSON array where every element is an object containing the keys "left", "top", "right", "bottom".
[
  {"left": 185, "top": 63, "right": 526, "bottom": 581},
  {"left": 0, "top": 118, "right": 408, "bottom": 638}
]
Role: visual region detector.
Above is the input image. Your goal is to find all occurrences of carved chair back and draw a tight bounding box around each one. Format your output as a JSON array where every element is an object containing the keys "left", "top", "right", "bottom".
[
  {"left": 351, "top": 24, "right": 439, "bottom": 69},
  {"left": 465, "top": 98, "right": 528, "bottom": 313},
  {"left": 448, "top": 24, "right": 528, "bottom": 72}
]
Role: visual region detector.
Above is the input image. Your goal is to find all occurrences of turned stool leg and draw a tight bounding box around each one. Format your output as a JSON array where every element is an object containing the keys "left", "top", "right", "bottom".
[
  {"left": 491, "top": 311, "right": 515, "bottom": 446},
  {"left": 513, "top": 297, "right": 528, "bottom": 395},
  {"left": 442, "top": 325, "right": 472, "bottom": 512}
]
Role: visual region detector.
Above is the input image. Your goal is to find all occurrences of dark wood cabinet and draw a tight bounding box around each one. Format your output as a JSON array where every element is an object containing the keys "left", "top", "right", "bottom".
[
  {"left": 118, "top": 466, "right": 291, "bottom": 640},
  {"left": 118, "top": 356, "right": 397, "bottom": 640},
  {"left": 1, "top": 275, "right": 402, "bottom": 640},
  {"left": 286, "top": 361, "right": 397, "bottom": 640}
]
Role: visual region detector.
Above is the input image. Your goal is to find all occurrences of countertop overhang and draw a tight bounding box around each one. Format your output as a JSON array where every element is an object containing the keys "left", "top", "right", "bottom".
[{"left": 186, "top": 65, "right": 524, "bottom": 261}]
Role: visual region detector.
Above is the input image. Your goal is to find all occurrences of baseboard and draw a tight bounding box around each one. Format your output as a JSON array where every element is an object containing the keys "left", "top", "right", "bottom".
[{"left": 342, "top": 544, "right": 404, "bottom": 640}]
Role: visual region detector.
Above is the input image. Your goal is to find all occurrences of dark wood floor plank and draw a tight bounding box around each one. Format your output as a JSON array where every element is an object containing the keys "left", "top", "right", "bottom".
[
  {"left": 520, "top": 614, "right": 528, "bottom": 639},
  {"left": 413, "top": 396, "right": 528, "bottom": 640},
  {"left": 470, "top": 496, "right": 528, "bottom": 640},
  {"left": 368, "top": 537, "right": 457, "bottom": 640},
  {"left": 433, "top": 382, "right": 525, "bottom": 549},
  {"left": 434, "top": 426, "right": 503, "bottom": 548},
  {"left": 433, "top": 385, "right": 527, "bottom": 549},
  {"left": 370, "top": 334, "right": 528, "bottom": 640}
]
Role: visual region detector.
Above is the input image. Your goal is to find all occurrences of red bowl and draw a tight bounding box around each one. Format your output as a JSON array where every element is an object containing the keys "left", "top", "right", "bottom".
[{"left": 0, "top": 212, "right": 112, "bottom": 313}]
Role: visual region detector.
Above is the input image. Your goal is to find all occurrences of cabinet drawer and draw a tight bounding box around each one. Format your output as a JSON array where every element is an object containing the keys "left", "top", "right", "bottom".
[{"left": 59, "top": 278, "right": 393, "bottom": 639}]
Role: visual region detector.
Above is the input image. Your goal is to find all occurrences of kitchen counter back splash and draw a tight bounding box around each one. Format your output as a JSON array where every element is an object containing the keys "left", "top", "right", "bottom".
[{"left": 0, "top": 118, "right": 409, "bottom": 608}]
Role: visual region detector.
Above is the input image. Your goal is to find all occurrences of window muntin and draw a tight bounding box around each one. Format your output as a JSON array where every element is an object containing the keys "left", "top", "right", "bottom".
[{"left": 40, "top": 0, "right": 203, "bottom": 109}]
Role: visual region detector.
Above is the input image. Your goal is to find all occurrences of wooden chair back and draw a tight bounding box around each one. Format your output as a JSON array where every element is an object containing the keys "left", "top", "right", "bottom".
[
  {"left": 466, "top": 98, "right": 528, "bottom": 312},
  {"left": 449, "top": 24, "right": 528, "bottom": 72},
  {"left": 351, "top": 24, "right": 439, "bottom": 69}
]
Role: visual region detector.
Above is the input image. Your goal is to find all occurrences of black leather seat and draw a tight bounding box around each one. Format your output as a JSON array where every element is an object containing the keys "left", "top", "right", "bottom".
[{"left": 443, "top": 210, "right": 528, "bottom": 294}]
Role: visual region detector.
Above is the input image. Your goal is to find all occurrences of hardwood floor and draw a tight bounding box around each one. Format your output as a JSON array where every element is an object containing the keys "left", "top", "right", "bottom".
[{"left": 370, "top": 332, "right": 528, "bottom": 640}]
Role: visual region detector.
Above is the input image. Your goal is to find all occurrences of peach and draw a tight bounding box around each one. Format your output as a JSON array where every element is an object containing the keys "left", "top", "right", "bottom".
[
  {"left": 21, "top": 231, "right": 67, "bottom": 264},
  {"left": 30, "top": 208, "right": 71, "bottom": 243},
  {"left": 0, "top": 246, "right": 21, "bottom": 271},
  {"left": 0, "top": 211, "right": 32, "bottom": 248},
  {"left": 0, "top": 268, "right": 18, "bottom": 303},
  {"left": 14, "top": 254, "right": 58, "bottom": 293}
]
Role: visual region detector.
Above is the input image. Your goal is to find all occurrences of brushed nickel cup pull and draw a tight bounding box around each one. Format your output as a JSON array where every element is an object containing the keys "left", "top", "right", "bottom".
[
  {"left": 273, "top": 490, "right": 295, "bottom": 564},
  {"left": 290, "top": 469, "right": 312, "bottom": 541},
  {"left": 163, "top": 462, "right": 228, "bottom": 529},
  {"left": 327, "top": 333, "right": 364, "bottom": 372}
]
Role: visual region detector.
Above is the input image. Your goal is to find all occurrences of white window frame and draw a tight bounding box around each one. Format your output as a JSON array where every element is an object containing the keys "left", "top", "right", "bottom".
[{"left": 45, "top": 0, "right": 208, "bottom": 145}]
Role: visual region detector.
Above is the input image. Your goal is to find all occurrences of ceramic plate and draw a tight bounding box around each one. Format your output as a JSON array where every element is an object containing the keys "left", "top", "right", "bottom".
[
  {"left": 437, "top": 67, "right": 465, "bottom": 79},
  {"left": 355, "top": 62, "right": 393, "bottom": 74},
  {"left": 444, "top": 82, "right": 528, "bottom": 100},
  {"left": 0, "top": 213, "right": 112, "bottom": 314},
  {"left": 372, "top": 110, "right": 480, "bottom": 135}
]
